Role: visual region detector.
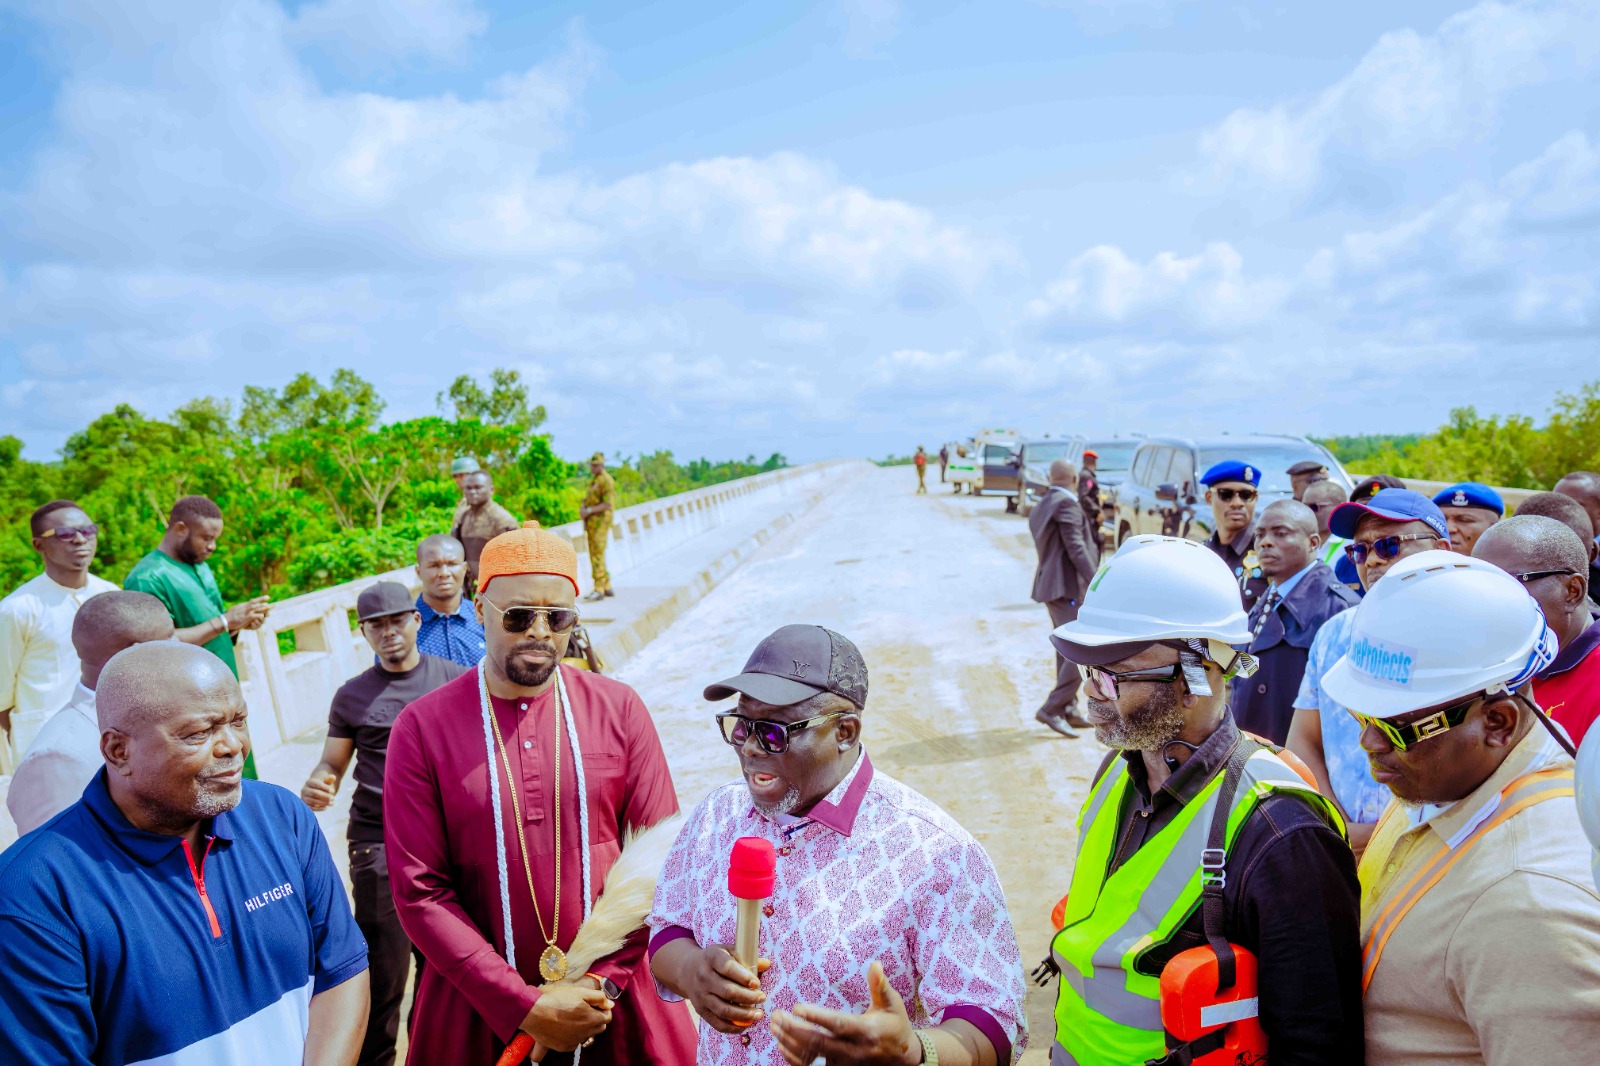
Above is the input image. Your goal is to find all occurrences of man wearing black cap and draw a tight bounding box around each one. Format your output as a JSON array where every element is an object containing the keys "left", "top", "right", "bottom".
[
  {"left": 648, "top": 624, "right": 1028, "bottom": 1066},
  {"left": 1287, "top": 460, "right": 1329, "bottom": 501},
  {"left": 299, "top": 580, "right": 466, "bottom": 1066}
]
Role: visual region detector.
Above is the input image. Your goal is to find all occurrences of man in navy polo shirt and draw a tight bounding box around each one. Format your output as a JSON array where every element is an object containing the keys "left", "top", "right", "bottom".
[{"left": 0, "top": 641, "right": 369, "bottom": 1066}]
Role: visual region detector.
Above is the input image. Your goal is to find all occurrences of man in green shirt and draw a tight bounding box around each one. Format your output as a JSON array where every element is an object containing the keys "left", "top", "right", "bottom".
[{"left": 124, "top": 495, "right": 271, "bottom": 777}]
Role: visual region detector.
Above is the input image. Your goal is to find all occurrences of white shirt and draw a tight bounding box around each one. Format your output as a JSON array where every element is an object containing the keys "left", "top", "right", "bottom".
[
  {"left": 8, "top": 683, "right": 102, "bottom": 836},
  {"left": 0, "top": 570, "right": 118, "bottom": 764}
]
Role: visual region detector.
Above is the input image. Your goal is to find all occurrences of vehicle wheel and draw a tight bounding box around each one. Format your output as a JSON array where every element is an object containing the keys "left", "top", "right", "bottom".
[
  {"left": 1005, "top": 495, "right": 1018, "bottom": 514},
  {"left": 1118, "top": 522, "right": 1132, "bottom": 547}
]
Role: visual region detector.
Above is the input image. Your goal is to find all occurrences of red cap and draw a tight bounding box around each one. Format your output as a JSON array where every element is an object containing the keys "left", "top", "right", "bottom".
[{"left": 728, "top": 837, "right": 776, "bottom": 900}]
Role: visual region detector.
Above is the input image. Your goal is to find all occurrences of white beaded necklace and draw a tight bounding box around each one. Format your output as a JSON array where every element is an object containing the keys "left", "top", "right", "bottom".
[{"left": 478, "top": 664, "right": 592, "bottom": 975}]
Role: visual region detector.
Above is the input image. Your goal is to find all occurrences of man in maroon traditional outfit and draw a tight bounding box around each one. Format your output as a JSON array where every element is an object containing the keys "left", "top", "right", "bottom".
[{"left": 385, "top": 522, "right": 696, "bottom": 1064}]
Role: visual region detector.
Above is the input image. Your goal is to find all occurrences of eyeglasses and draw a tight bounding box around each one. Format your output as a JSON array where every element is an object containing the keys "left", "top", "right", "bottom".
[
  {"left": 1514, "top": 569, "right": 1579, "bottom": 585},
  {"left": 1084, "top": 661, "right": 1184, "bottom": 702},
  {"left": 40, "top": 524, "right": 98, "bottom": 542},
  {"left": 1343, "top": 533, "right": 1439, "bottom": 565},
  {"left": 1349, "top": 693, "right": 1484, "bottom": 752},
  {"left": 480, "top": 597, "right": 579, "bottom": 634},
  {"left": 716, "top": 711, "right": 850, "bottom": 755},
  {"left": 1213, "top": 488, "right": 1258, "bottom": 503}
]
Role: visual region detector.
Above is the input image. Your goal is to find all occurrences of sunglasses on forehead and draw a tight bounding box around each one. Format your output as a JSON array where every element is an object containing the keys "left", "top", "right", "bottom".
[
  {"left": 480, "top": 597, "right": 579, "bottom": 634},
  {"left": 1213, "top": 487, "right": 1257, "bottom": 503}
]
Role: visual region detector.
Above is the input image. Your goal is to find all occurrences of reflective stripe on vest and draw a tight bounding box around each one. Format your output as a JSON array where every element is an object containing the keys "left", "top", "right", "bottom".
[
  {"left": 1051, "top": 747, "right": 1344, "bottom": 1066},
  {"left": 1359, "top": 767, "right": 1575, "bottom": 994}
]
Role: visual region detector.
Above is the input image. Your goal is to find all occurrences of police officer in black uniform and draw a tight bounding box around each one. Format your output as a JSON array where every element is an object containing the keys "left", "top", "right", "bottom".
[{"left": 1199, "top": 460, "right": 1269, "bottom": 612}]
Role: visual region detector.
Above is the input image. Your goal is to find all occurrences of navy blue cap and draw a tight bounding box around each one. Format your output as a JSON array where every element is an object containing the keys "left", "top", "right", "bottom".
[
  {"left": 705, "top": 624, "right": 868, "bottom": 708},
  {"left": 1329, "top": 488, "right": 1449, "bottom": 541},
  {"left": 1432, "top": 482, "right": 1504, "bottom": 516},
  {"left": 1200, "top": 461, "right": 1262, "bottom": 487}
]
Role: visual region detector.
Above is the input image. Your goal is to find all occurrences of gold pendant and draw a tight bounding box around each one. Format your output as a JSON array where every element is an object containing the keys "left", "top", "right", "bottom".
[{"left": 539, "top": 944, "right": 569, "bottom": 983}]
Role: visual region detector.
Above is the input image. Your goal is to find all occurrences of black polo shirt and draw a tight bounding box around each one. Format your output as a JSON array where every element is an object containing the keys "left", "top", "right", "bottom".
[{"left": 1092, "top": 713, "right": 1366, "bottom": 1065}]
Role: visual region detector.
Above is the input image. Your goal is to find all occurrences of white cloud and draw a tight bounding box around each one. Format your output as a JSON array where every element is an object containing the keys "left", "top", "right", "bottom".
[
  {"left": 1196, "top": 0, "right": 1600, "bottom": 196},
  {"left": 1026, "top": 241, "right": 1289, "bottom": 339},
  {"left": 290, "top": 0, "right": 488, "bottom": 65}
]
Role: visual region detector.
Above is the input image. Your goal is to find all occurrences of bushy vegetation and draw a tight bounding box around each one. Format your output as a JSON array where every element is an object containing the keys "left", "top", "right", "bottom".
[
  {"left": 1317, "top": 381, "right": 1600, "bottom": 488},
  {"left": 0, "top": 369, "right": 785, "bottom": 602}
]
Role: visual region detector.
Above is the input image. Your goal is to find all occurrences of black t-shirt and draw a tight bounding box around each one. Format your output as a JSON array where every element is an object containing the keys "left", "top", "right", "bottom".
[{"left": 328, "top": 654, "right": 467, "bottom": 841}]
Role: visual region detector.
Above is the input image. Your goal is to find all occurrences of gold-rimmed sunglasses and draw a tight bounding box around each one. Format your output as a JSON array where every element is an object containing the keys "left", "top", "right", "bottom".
[{"left": 1348, "top": 692, "right": 1485, "bottom": 751}]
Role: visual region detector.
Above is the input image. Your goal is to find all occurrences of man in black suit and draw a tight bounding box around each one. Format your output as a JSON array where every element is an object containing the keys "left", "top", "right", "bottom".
[
  {"left": 1229, "top": 500, "right": 1359, "bottom": 745},
  {"left": 1030, "top": 459, "right": 1101, "bottom": 736}
]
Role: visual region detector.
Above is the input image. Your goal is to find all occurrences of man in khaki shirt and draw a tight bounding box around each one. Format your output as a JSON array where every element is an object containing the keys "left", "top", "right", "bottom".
[{"left": 1322, "top": 549, "right": 1600, "bottom": 1065}]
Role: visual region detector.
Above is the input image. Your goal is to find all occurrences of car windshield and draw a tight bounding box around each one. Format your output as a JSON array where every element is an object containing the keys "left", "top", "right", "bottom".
[
  {"left": 1197, "top": 446, "right": 1335, "bottom": 495},
  {"left": 1021, "top": 441, "right": 1073, "bottom": 464},
  {"left": 984, "top": 444, "right": 1015, "bottom": 462},
  {"left": 1085, "top": 442, "right": 1137, "bottom": 475}
]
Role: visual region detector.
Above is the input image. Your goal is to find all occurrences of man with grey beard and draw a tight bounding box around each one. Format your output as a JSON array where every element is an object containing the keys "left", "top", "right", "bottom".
[
  {"left": 649, "top": 624, "right": 1028, "bottom": 1066},
  {"left": 0, "top": 642, "right": 369, "bottom": 1064},
  {"left": 1044, "top": 535, "right": 1362, "bottom": 1066}
]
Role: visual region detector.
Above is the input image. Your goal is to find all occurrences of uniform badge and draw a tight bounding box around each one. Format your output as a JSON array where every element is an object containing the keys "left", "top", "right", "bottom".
[
  {"left": 1452, "top": 490, "right": 1468, "bottom": 506},
  {"left": 1244, "top": 468, "right": 1254, "bottom": 483}
]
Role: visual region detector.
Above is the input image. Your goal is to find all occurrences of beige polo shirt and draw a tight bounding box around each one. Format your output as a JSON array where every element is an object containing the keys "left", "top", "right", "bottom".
[{"left": 1359, "top": 727, "right": 1600, "bottom": 1064}]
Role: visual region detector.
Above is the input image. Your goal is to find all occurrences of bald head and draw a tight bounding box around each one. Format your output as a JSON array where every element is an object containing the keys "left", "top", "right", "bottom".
[
  {"left": 417, "top": 533, "right": 464, "bottom": 565},
  {"left": 1516, "top": 491, "right": 1596, "bottom": 561},
  {"left": 1254, "top": 499, "right": 1319, "bottom": 580},
  {"left": 72, "top": 591, "right": 175, "bottom": 689},
  {"left": 1302, "top": 480, "right": 1348, "bottom": 539},
  {"left": 1474, "top": 514, "right": 1589, "bottom": 577},
  {"left": 1049, "top": 458, "right": 1079, "bottom": 487},
  {"left": 99, "top": 642, "right": 239, "bottom": 736}
]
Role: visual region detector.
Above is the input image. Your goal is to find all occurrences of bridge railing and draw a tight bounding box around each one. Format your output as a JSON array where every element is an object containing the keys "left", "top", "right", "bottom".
[{"left": 234, "top": 460, "right": 856, "bottom": 755}]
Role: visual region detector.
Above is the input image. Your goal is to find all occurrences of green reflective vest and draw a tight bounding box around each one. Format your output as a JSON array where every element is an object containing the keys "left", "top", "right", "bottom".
[{"left": 1050, "top": 744, "right": 1344, "bottom": 1066}]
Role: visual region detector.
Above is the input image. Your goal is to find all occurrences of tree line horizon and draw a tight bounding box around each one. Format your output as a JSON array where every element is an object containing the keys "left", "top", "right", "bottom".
[{"left": 0, "top": 368, "right": 786, "bottom": 603}]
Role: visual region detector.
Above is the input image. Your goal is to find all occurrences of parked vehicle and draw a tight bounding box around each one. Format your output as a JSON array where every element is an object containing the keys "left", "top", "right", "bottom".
[
  {"left": 1083, "top": 437, "right": 1141, "bottom": 537},
  {"left": 1014, "top": 437, "right": 1088, "bottom": 517},
  {"left": 1110, "top": 434, "right": 1352, "bottom": 548},
  {"left": 945, "top": 441, "right": 981, "bottom": 493},
  {"left": 978, "top": 436, "right": 1021, "bottom": 498}
]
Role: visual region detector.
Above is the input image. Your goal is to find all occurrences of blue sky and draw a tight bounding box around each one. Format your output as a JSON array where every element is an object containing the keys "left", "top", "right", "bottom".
[{"left": 3, "top": 0, "right": 1597, "bottom": 463}]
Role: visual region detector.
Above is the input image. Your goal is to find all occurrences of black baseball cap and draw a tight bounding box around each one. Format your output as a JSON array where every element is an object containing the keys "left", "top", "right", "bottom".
[
  {"left": 356, "top": 581, "right": 416, "bottom": 622},
  {"left": 704, "top": 624, "right": 868, "bottom": 708}
]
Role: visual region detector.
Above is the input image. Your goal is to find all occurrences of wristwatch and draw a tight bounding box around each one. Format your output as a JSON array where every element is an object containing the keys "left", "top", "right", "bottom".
[{"left": 916, "top": 1031, "right": 937, "bottom": 1065}]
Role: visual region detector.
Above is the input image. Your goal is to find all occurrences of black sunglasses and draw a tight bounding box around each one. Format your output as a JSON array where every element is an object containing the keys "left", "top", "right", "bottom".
[
  {"left": 480, "top": 597, "right": 579, "bottom": 634},
  {"left": 1344, "top": 533, "right": 1439, "bottom": 565},
  {"left": 1515, "top": 569, "right": 1579, "bottom": 585},
  {"left": 41, "top": 524, "right": 99, "bottom": 542},
  {"left": 1214, "top": 488, "right": 1258, "bottom": 503},
  {"left": 716, "top": 711, "right": 849, "bottom": 755},
  {"left": 1085, "top": 661, "right": 1184, "bottom": 702}
]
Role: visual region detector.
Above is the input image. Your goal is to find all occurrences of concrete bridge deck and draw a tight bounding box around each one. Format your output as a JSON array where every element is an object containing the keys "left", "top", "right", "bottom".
[{"left": 257, "top": 463, "right": 1098, "bottom": 1062}]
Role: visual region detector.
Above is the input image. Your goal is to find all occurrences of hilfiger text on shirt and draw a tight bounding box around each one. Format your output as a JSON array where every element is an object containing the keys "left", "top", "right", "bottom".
[{"left": 244, "top": 883, "right": 295, "bottom": 912}]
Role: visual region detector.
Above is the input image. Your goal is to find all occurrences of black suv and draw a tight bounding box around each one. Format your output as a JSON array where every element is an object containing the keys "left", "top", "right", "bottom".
[{"left": 1111, "top": 434, "right": 1351, "bottom": 547}]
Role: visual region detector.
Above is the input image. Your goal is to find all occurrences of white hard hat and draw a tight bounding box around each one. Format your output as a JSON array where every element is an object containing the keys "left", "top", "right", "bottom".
[
  {"left": 1577, "top": 728, "right": 1600, "bottom": 891},
  {"left": 1322, "top": 550, "right": 1558, "bottom": 719},
  {"left": 1052, "top": 535, "right": 1251, "bottom": 667}
]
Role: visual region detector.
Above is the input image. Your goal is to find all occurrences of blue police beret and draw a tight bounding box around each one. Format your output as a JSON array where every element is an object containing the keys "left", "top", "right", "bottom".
[
  {"left": 1200, "top": 461, "right": 1263, "bottom": 488},
  {"left": 1431, "top": 482, "right": 1504, "bottom": 516}
]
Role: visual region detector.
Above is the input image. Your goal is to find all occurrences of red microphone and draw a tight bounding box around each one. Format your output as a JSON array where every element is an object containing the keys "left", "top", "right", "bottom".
[{"left": 728, "top": 837, "right": 776, "bottom": 972}]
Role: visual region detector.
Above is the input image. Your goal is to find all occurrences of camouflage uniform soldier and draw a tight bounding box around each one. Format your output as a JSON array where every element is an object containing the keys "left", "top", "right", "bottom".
[
  {"left": 580, "top": 451, "right": 617, "bottom": 601},
  {"left": 449, "top": 456, "right": 481, "bottom": 530}
]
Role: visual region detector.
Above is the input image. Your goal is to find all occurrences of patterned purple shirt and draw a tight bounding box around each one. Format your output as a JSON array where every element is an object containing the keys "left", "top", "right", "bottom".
[{"left": 648, "top": 751, "right": 1028, "bottom": 1064}]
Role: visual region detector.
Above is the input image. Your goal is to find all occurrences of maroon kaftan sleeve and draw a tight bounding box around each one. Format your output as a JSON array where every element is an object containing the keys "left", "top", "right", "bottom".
[{"left": 586, "top": 689, "right": 682, "bottom": 993}]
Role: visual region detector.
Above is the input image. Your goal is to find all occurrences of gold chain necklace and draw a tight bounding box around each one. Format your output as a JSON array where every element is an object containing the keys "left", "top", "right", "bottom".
[{"left": 488, "top": 687, "right": 570, "bottom": 982}]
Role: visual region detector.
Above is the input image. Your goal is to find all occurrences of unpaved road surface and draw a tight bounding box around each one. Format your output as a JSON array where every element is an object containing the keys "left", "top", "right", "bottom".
[{"left": 619, "top": 464, "right": 1107, "bottom": 1063}]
